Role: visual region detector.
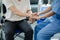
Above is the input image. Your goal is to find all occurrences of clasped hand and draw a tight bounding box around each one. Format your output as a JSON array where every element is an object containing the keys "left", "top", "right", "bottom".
[{"left": 29, "top": 12, "right": 41, "bottom": 23}]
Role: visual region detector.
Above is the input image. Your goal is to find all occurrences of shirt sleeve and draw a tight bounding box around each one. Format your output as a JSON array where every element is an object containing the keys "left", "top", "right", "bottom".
[
  {"left": 27, "top": 0, "right": 31, "bottom": 10},
  {"left": 51, "top": 2, "right": 60, "bottom": 14},
  {"left": 3, "top": 0, "right": 13, "bottom": 9}
]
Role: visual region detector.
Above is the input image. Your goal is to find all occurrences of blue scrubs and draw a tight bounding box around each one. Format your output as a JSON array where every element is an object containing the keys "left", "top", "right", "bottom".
[{"left": 37, "top": 0, "right": 60, "bottom": 40}]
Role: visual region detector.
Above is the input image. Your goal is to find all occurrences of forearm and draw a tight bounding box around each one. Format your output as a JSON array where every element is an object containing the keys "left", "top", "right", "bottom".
[
  {"left": 40, "top": 11, "right": 55, "bottom": 18},
  {"left": 27, "top": 10, "right": 32, "bottom": 14},
  {"left": 9, "top": 6, "right": 31, "bottom": 17},
  {"left": 39, "top": 6, "right": 52, "bottom": 14}
]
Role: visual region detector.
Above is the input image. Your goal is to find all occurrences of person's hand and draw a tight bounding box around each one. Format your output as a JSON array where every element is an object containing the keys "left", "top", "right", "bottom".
[
  {"left": 29, "top": 13, "right": 40, "bottom": 19},
  {"left": 31, "top": 15, "right": 41, "bottom": 20},
  {"left": 30, "top": 14, "right": 41, "bottom": 20},
  {"left": 32, "top": 12, "right": 39, "bottom": 16},
  {"left": 29, "top": 13, "right": 37, "bottom": 23},
  {"left": 36, "top": 12, "right": 42, "bottom": 15},
  {"left": 28, "top": 13, "right": 41, "bottom": 23},
  {"left": 29, "top": 17, "right": 35, "bottom": 23}
]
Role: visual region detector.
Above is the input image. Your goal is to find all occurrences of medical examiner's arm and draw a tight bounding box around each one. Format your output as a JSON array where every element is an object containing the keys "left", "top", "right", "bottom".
[
  {"left": 40, "top": 11, "right": 55, "bottom": 18},
  {"left": 36, "top": 11, "right": 55, "bottom": 20},
  {"left": 9, "top": 6, "right": 32, "bottom": 17},
  {"left": 37, "top": 6, "right": 52, "bottom": 15}
]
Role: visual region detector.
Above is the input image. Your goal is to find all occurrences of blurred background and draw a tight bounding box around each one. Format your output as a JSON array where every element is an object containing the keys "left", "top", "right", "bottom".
[{"left": 0, "top": 0, "right": 1, "bottom": 17}]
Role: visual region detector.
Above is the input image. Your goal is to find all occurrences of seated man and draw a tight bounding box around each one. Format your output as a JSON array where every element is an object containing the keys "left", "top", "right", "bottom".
[{"left": 2, "top": 0, "right": 35, "bottom": 40}]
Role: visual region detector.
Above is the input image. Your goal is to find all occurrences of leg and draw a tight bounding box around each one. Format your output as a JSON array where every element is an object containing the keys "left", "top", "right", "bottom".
[
  {"left": 37, "top": 22, "right": 60, "bottom": 40},
  {"left": 4, "top": 21, "right": 16, "bottom": 40},
  {"left": 18, "top": 20, "right": 33, "bottom": 40},
  {"left": 34, "top": 19, "right": 51, "bottom": 40}
]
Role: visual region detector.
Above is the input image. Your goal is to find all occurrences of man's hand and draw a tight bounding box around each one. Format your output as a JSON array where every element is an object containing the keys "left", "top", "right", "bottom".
[
  {"left": 26, "top": 10, "right": 35, "bottom": 23},
  {"left": 27, "top": 12, "right": 41, "bottom": 23},
  {"left": 29, "top": 13, "right": 36, "bottom": 23},
  {"left": 36, "top": 12, "right": 42, "bottom": 15},
  {"left": 30, "top": 13, "right": 40, "bottom": 19},
  {"left": 31, "top": 15, "right": 41, "bottom": 20}
]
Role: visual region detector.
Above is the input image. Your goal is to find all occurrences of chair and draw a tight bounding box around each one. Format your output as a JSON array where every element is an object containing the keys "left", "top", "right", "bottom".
[
  {"left": 0, "top": 4, "right": 7, "bottom": 40},
  {"left": 0, "top": 4, "right": 24, "bottom": 40}
]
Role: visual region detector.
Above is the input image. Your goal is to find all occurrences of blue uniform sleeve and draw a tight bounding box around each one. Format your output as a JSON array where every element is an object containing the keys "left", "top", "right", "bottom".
[{"left": 51, "top": 2, "right": 60, "bottom": 14}]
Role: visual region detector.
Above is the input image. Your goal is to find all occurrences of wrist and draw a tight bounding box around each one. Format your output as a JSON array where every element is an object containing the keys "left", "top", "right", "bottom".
[
  {"left": 38, "top": 11, "right": 44, "bottom": 15},
  {"left": 39, "top": 16, "right": 46, "bottom": 19},
  {"left": 39, "top": 16, "right": 43, "bottom": 19},
  {"left": 26, "top": 13, "right": 32, "bottom": 17}
]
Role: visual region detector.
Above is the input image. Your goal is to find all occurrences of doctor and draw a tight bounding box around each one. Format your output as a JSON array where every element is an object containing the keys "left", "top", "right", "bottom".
[
  {"left": 34, "top": 0, "right": 60, "bottom": 40},
  {"left": 3, "top": 0, "right": 34, "bottom": 40}
]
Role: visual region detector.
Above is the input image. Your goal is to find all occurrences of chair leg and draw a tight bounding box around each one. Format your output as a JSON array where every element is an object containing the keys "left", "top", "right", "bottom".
[
  {"left": 17, "top": 34, "right": 24, "bottom": 39},
  {"left": 14, "top": 33, "right": 24, "bottom": 39}
]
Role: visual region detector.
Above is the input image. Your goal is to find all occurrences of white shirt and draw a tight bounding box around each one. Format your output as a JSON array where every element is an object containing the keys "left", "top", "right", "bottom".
[{"left": 3, "top": 0, "right": 31, "bottom": 21}]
